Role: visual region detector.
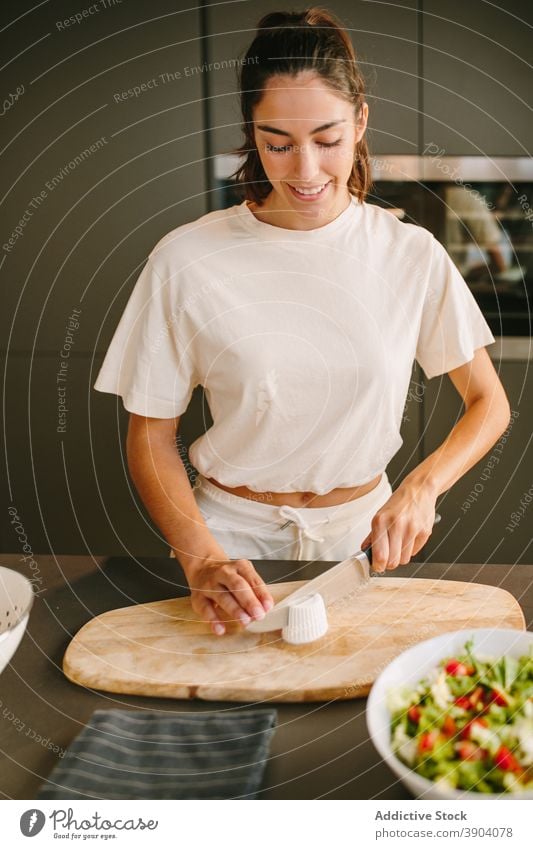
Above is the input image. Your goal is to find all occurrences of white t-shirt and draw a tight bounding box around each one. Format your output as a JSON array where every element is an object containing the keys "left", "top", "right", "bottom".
[{"left": 94, "top": 196, "right": 495, "bottom": 494}]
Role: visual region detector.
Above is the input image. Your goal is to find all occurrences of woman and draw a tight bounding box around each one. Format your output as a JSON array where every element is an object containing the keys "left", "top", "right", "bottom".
[{"left": 94, "top": 8, "right": 510, "bottom": 637}]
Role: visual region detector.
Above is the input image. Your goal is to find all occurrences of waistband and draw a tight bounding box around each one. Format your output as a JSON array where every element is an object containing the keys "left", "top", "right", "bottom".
[{"left": 193, "top": 472, "right": 391, "bottom": 530}]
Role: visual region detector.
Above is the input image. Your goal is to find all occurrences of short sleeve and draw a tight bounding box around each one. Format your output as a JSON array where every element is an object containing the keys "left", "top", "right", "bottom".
[
  {"left": 415, "top": 236, "right": 495, "bottom": 380},
  {"left": 94, "top": 258, "right": 198, "bottom": 417}
]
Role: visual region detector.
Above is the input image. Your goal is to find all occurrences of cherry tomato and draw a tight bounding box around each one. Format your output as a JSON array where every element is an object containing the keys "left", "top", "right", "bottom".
[
  {"left": 408, "top": 705, "right": 421, "bottom": 723},
  {"left": 442, "top": 715, "right": 457, "bottom": 736},
  {"left": 445, "top": 659, "right": 475, "bottom": 677},
  {"left": 418, "top": 730, "right": 439, "bottom": 753},
  {"left": 494, "top": 745, "right": 522, "bottom": 773},
  {"left": 488, "top": 689, "right": 508, "bottom": 707}
]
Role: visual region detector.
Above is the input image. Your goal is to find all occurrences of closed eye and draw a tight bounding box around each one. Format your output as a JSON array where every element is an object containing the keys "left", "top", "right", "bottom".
[{"left": 266, "top": 140, "right": 342, "bottom": 153}]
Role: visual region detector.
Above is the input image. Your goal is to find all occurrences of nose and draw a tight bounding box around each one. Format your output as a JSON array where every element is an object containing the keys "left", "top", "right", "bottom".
[{"left": 290, "top": 143, "right": 320, "bottom": 182}]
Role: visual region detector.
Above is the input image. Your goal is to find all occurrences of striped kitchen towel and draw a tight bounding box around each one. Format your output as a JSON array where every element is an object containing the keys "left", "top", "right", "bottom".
[{"left": 37, "top": 708, "right": 277, "bottom": 800}]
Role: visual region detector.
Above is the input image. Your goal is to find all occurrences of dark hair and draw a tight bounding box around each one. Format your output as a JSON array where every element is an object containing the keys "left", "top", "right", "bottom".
[{"left": 229, "top": 7, "right": 372, "bottom": 204}]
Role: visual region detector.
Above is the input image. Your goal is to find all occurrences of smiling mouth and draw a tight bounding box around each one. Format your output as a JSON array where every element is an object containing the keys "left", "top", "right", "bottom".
[{"left": 287, "top": 181, "right": 331, "bottom": 198}]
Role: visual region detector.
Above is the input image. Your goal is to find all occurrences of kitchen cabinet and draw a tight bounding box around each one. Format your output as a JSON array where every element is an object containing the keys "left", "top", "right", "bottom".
[
  {"left": 422, "top": 355, "right": 533, "bottom": 565},
  {"left": 2, "top": 1, "right": 208, "bottom": 557},
  {"left": 3, "top": 0, "right": 207, "bottom": 357},
  {"left": 204, "top": 0, "right": 419, "bottom": 176},
  {"left": 336, "top": 0, "right": 419, "bottom": 155},
  {"left": 1, "top": 352, "right": 185, "bottom": 557},
  {"left": 422, "top": 0, "right": 533, "bottom": 155}
]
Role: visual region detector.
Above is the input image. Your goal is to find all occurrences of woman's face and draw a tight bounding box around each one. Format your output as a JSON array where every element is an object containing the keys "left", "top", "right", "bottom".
[{"left": 252, "top": 72, "right": 368, "bottom": 225}]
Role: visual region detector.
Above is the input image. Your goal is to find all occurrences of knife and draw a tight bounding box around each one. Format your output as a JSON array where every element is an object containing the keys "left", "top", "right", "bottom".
[{"left": 246, "top": 512, "right": 441, "bottom": 634}]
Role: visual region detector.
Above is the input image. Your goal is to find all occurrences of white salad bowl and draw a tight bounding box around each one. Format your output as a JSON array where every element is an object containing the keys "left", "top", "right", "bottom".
[
  {"left": 366, "top": 628, "right": 533, "bottom": 800},
  {"left": 0, "top": 566, "right": 34, "bottom": 675}
]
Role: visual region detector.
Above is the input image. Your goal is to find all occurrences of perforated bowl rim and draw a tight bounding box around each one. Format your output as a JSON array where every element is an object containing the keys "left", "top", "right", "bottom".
[{"left": 0, "top": 566, "right": 35, "bottom": 636}]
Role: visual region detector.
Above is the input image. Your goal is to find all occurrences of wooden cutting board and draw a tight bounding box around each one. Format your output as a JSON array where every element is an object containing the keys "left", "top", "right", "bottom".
[{"left": 63, "top": 578, "right": 525, "bottom": 703}]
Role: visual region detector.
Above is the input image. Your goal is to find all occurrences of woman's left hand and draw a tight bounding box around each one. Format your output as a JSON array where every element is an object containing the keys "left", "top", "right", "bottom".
[{"left": 360, "top": 481, "right": 438, "bottom": 572}]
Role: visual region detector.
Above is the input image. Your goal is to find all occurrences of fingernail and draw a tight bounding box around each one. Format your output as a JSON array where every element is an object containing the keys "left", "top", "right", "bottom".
[
  {"left": 252, "top": 606, "right": 265, "bottom": 620},
  {"left": 214, "top": 623, "right": 225, "bottom": 635},
  {"left": 263, "top": 599, "right": 274, "bottom": 612},
  {"left": 239, "top": 613, "right": 251, "bottom": 626}
]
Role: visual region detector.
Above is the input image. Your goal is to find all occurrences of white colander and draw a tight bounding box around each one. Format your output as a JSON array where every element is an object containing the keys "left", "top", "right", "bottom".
[{"left": 0, "top": 566, "right": 34, "bottom": 674}]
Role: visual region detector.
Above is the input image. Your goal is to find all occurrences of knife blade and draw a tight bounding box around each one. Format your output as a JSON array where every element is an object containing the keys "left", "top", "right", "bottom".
[
  {"left": 245, "top": 512, "right": 441, "bottom": 634},
  {"left": 246, "top": 549, "right": 371, "bottom": 633}
]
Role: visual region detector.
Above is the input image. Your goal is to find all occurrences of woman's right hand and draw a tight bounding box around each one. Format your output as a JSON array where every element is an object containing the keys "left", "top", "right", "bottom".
[{"left": 182, "top": 553, "right": 275, "bottom": 636}]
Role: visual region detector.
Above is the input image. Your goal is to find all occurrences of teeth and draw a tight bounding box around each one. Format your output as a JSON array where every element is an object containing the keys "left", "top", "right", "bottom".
[{"left": 290, "top": 183, "right": 328, "bottom": 195}]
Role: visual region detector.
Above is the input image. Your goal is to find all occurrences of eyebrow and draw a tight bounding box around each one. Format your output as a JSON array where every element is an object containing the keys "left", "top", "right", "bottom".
[{"left": 255, "top": 120, "right": 346, "bottom": 137}]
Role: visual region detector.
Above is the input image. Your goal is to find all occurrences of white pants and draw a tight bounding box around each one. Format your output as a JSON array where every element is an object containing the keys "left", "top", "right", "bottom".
[{"left": 169, "top": 472, "right": 393, "bottom": 562}]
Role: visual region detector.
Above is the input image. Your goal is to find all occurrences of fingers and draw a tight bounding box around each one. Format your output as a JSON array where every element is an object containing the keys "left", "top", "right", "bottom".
[
  {"left": 235, "top": 560, "right": 274, "bottom": 611},
  {"left": 411, "top": 530, "right": 431, "bottom": 559},
  {"left": 369, "top": 515, "right": 389, "bottom": 572},
  {"left": 214, "top": 563, "right": 268, "bottom": 621},
  {"left": 193, "top": 594, "right": 226, "bottom": 636},
  {"left": 385, "top": 520, "right": 404, "bottom": 571},
  {"left": 214, "top": 588, "right": 257, "bottom": 625},
  {"left": 367, "top": 514, "right": 432, "bottom": 572},
  {"left": 193, "top": 593, "right": 252, "bottom": 636},
  {"left": 390, "top": 518, "right": 418, "bottom": 569},
  {"left": 189, "top": 558, "right": 274, "bottom": 636},
  {"left": 398, "top": 532, "right": 416, "bottom": 567}
]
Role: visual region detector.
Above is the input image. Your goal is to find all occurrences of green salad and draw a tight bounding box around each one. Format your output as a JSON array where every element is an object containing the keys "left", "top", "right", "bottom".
[{"left": 387, "top": 639, "right": 533, "bottom": 793}]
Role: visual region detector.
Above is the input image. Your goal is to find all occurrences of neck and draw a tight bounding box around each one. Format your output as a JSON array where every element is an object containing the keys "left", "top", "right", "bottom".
[{"left": 248, "top": 188, "right": 352, "bottom": 230}]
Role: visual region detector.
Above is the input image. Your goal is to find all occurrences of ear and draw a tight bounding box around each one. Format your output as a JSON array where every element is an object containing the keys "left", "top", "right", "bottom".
[{"left": 355, "top": 101, "right": 369, "bottom": 143}]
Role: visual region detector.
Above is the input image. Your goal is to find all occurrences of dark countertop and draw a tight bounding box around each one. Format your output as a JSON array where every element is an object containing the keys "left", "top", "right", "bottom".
[{"left": 0, "top": 554, "right": 531, "bottom": 800}]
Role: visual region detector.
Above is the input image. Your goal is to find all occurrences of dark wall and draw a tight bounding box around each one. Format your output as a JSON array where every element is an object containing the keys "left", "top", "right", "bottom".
[
  {"left": 2, "top": 1, "right": 531, "bottom": 562},
  {"left": 2, "top": 1, "right": 207, "bottom": 557}
]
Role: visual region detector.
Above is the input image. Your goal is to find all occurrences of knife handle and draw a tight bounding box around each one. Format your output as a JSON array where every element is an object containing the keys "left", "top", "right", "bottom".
[{"left": 362, "top": 511, "right": 441, "bottom": 566}]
